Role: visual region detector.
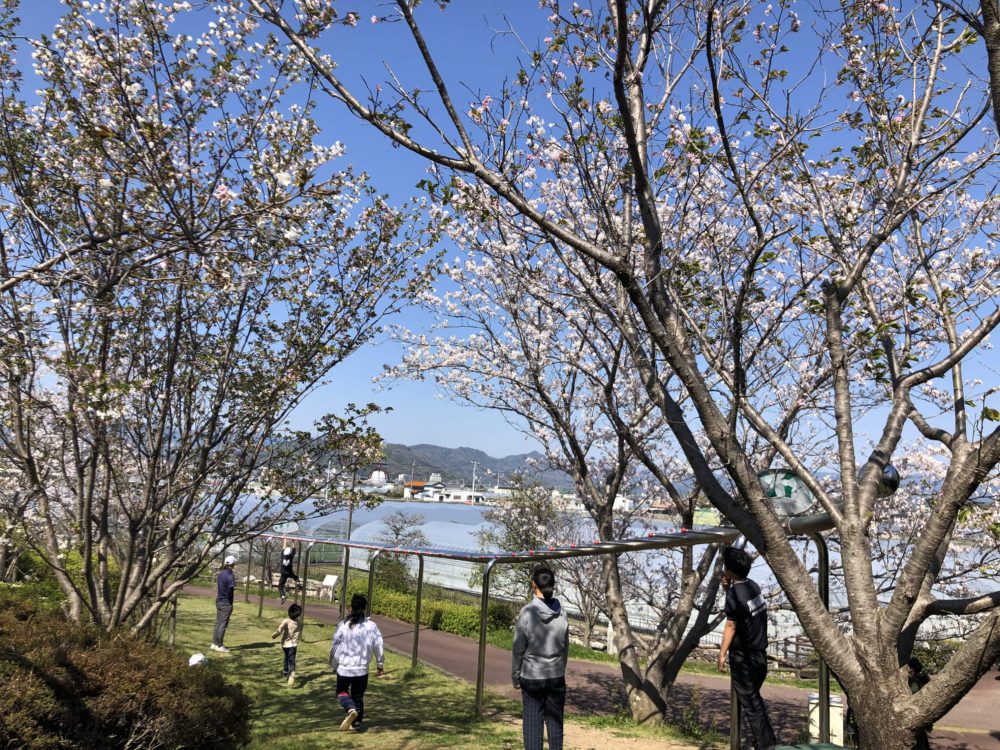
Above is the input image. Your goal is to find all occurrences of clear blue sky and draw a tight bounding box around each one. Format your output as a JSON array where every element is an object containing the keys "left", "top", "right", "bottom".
[
  {"left": 277, "top": 2, "right": 550, "bottom": 455},
  {"left": 18, "top": 0, "right": 547, "bottom": 457}
]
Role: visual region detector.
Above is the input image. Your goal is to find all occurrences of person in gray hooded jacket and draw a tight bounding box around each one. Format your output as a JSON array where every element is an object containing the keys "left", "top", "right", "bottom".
[{"left": 512, "top": 565, "right": 569, "bottom": 750}]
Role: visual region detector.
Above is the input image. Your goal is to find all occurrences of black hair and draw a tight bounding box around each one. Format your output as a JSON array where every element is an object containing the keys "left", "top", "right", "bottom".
[
  {"left": 907, "top": 656, "right": 924, "bottom": 673},
  {"left": 348, "top": 593, "right": 367, "bottom": 627},
  {"left": 722, "top": 546, "right": 753, "bottom": 579},
  {"left": 288, "top": 603, "right": 302, "bottom": 620},
  {"left": 531, "top": 565, "right": 555, "bottom": 602}
]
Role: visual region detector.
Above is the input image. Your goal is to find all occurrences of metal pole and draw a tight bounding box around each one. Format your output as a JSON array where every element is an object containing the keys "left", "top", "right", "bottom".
[
  {"left": 475, "top": 558, "right": 498, "bottom": 718},
  {"left": 810, "top": 532, "right": 831, "bottom": 743},
  {"left": 298, "top": 542, "right": 315, "bottom": 636},
  {"left": 730, "top": 679, "right": 741, "bottom": 750},
  {"left": 169, "top": 595, "right": 177, "bottom": 648},
  {"left": 339, "top": 542, "right": 351, "bottom": 619},
  {"left": 257, "top": 540, "right": 271, "bottom": 619},
  {"left": 340, "top": 491, "right": 355, "bottom": 619},
  {"left": 366, "top": 550, "right": 381, "bottom": 617},
  {"left": 243, "top": 538, "right": 254, "bottom": 603},
  {"left": 412, "top": 554, "right": 425, "bottom": 669}
]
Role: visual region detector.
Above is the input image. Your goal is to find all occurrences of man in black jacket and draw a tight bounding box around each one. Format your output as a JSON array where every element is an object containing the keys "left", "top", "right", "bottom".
[{"left": 718, "top": 546, "right": 776, "bottom": 750}]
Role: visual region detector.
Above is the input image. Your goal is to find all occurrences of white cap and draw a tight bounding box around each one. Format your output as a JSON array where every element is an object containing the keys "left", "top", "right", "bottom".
[
  {"left": 224, "top": 555, "right": 237, "bottom": 565},
  {"left": 189, "top": 652, "right": 207, "bottom": 667}
]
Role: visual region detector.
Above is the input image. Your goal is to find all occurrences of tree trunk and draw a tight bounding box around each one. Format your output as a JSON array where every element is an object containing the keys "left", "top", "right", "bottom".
[
  {"left": 982, "top": 0, "right": 1000, "bottom": 136},
  {"left": 850, "top": 685, "right": 918, "bottom": 750}
]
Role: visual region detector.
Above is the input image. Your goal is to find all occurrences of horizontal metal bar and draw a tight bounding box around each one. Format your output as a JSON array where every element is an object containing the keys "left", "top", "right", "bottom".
[{"left": 256, "top": 513, "right": 833, "bottom": 564}]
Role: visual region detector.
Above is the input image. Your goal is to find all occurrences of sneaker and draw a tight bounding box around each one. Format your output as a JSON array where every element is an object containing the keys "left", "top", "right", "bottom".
[
  {"left": 340, "top": 708, "right": 357, "bottom": 731},
  {"left": 280, "top": 595, "right": 286, "bottom": 604},
  {"left": 287, "top": 671, "right": 295, "bottom": 686},
  {"left": 214, "top": 645, "right": 230, "bottom": 653},
  {"left": 210, "top": 644, "right": 221, "bottom": 651},
  {"left": 352, "top": 721, "right": 366, "bottom": 732}
]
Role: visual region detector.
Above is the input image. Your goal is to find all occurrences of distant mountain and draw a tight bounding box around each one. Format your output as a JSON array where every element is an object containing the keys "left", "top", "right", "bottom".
[{"left": 377, "top": 443, "right": 573, "bottom": 489}]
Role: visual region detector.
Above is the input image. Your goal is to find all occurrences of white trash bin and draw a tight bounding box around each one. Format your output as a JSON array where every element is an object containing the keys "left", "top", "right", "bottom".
[{"left": 808, "top": 693, "right": 844, "bottom": 745}]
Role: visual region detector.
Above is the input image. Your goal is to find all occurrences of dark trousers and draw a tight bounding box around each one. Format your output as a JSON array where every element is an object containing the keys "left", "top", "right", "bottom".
[
  {"left": 520, "top": 676, "right": 566, "bottom": 750},
  {"left": 278, "top": 569, "right": 299, "bottom": 599},
  {"left": 730, "top": 650, "right": 776, "bottom": 750},
  {"left": 336, "top": 673, "right": 369, "bottom": 722},
  {"left": 282, "top": 646, "right": 297, "bottom": 676},
  {"left": 213, "top": 601, "right": 233, "bottom": 646}
]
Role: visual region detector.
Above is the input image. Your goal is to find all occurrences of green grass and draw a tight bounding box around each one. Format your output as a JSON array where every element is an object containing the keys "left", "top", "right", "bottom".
[
  {"left": 580, "top": 710, "right": 724, "bottom": 746},
  {"left": 172, "top": 594, "right": 715, "bottom": 750},
  {"left": 172, "top": 594, "right": 526, "bottom": 750}
]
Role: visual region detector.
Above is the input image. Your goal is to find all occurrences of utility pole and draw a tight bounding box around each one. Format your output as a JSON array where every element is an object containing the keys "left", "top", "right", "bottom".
[
  {"left": 324, "top": 457, "right": 332, "bottom": 506},
  {"left": 471, "top": 461, "right": 478, "bottom": 493}
]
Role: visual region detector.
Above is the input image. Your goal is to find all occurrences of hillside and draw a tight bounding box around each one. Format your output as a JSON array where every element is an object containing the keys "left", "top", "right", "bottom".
[{"left": 379, "top": 443, "right": 573, "bottom": 489}]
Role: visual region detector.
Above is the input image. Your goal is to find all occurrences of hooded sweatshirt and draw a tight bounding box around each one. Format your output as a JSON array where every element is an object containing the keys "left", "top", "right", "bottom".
[
  {"left": 330, "top": 618, "right": 384, "bottom": 677},
  {"left": 511, "top": 596, "right": 569, "bottom": 686}
]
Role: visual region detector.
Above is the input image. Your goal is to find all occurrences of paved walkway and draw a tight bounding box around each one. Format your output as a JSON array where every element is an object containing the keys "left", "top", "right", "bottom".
[{"left": 193, "top": 586, "right": 1000, "bottom": 749}]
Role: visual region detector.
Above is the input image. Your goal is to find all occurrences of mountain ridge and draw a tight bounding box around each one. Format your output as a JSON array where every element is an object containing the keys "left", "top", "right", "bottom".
[{"left": 378, "top": 442, "right": 572, "bottom": 489}]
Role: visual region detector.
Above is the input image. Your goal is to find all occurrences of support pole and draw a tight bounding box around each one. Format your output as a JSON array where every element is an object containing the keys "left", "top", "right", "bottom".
[
  {"left": 243, "top": 538, "right": 254, "bottom": 603},
  {"left": 366, "top": 550, "right": 381, "bottom": 616},
  {"left": 810, "top": 532, "right": 831, "bottom": 743},
  {"left": 169, "top": 595, "right": 178, "bottom": 648},
  {"left": 730, "top": 679, "right": 741, "bottom": 750},
  {"left": 298, "top": 542, "right": 315, "bottom": 636},
  {"left": 340, "top": 495, "right": 355, "bottom": 618},
  {"left": 340, "top": 542, "right": 351, "bottom": 620},
  {"left": 412, "top": 554, "right": 425, "bottom": 669},
  {"left": 475, "top": 559, "right": 498, "bottom": 718},
  {"left": 257, "top": 540, "right": 272, "bottom": 619}
]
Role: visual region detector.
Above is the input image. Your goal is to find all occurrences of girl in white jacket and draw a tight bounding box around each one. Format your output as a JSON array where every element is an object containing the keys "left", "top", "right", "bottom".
[{"left": 330, "top": 593, "right": 384, "bottom": 731}]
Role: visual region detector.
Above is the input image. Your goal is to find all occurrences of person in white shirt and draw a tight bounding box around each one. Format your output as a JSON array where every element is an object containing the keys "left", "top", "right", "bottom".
[{"left": 330, "top": 593, "right": 384, "bottom": 731}]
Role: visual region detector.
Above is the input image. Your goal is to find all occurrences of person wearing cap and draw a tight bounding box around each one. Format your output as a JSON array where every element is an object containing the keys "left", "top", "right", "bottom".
[{"left": 211, "top": 554, "right": 237, "bottom": 652}]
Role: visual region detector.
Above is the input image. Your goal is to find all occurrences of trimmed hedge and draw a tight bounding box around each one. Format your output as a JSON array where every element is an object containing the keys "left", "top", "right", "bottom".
[
  {"left": 347, "top": 584, "right": 518, "bottom": 638},
  {"left": 0, "top": 587, "right": 252, "bottom": 749}
]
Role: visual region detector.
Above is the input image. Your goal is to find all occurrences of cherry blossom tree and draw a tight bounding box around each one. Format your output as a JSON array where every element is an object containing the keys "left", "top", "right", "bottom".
[
  {"left": 0, "top": 0, "right": 434, "bottom": 632},
  {"left": 389, "top": 242, "right": 727, "bottom": 721},
  {"left": 251, "top": 0, "right": 1000, "bottom": 746}
]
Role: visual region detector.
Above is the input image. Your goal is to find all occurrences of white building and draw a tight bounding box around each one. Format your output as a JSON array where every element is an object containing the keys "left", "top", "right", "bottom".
[{"left": 550, "top": 490, "right": 640, "bottom": 514}]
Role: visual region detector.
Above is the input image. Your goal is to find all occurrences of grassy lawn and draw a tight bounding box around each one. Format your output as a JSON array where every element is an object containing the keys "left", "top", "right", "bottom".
[
  {"left": 174, "top": 594, "right": 527, "bottom": 750},
  {"left": 173, "top": 594, "right": 708, "bottom": 750}
]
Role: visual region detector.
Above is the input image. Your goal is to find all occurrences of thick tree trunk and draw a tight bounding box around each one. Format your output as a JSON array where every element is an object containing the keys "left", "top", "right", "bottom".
[
  {"left": 982, "top": 0, "right": 1000, "bottom": 136},
  {"left": 850, "top": 685, "right": 918, "bottom": 750}
]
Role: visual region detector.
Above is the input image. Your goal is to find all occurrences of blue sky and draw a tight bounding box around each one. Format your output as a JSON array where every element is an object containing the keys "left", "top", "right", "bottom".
[{"left": 280, "top": 3, "right": 551, "bottom": 455}]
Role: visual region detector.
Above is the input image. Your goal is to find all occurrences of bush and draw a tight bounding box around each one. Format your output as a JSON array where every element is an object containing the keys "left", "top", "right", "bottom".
[
  {"left": 487, "top": 600, "right": 518, "bottom": 631},
  {"left": 346, "top": 582, "right": 518, "bottom": 639},
  {"left": 0, "top": 587, "right": 252, "bottom": 749},
  {"left": 373, "top": 554, "right": 414, "bottom": 593}
]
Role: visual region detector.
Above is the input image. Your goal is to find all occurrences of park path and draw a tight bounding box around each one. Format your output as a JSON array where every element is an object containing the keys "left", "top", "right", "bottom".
[{"left": 189, "top": 585, "right": 1000, "bottom": 749}]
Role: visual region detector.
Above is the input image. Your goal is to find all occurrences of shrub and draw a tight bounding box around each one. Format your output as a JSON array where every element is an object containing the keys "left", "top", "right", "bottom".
[
  {"left": 373, "top": 554, "right": 414, "bottom": 593},
  {"left": 428, "top": 608, "right": 444, "bottom": 631},
  {"left": 0, "top": 588, "right": 252, "bottom": 749},
  {"left": 487, "top": 600, "right": 518, "bottom": 630},
  {"left": 345, "top": 582, "right": 516, "bottom": 639}
]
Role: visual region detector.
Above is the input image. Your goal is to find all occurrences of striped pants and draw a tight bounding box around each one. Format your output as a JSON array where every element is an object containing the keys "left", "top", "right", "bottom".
[{"left": 520, "top": 676, "right": 566, "bottom": 750}]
